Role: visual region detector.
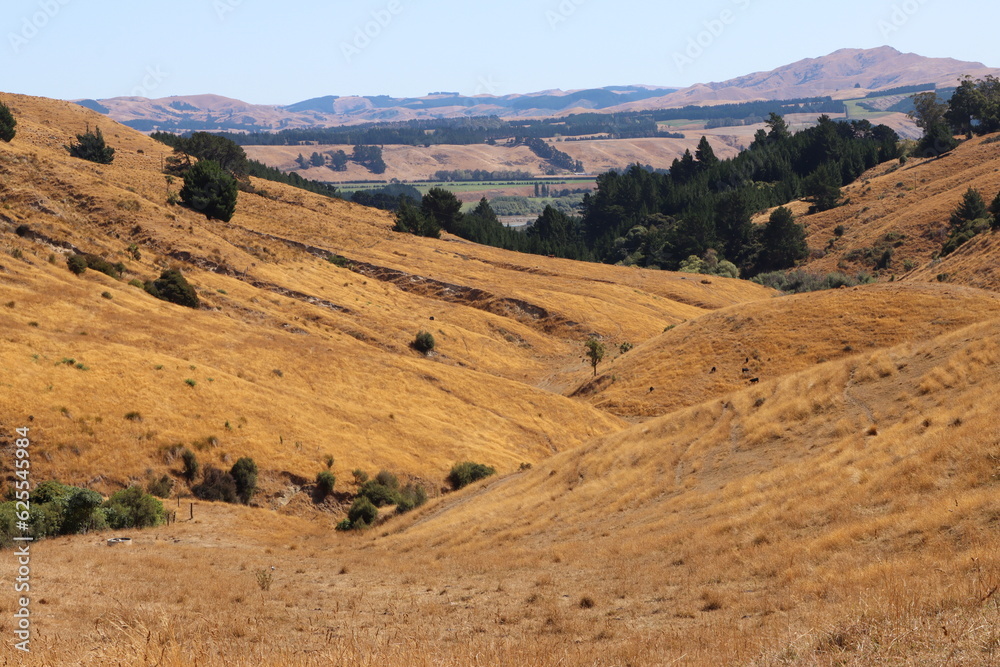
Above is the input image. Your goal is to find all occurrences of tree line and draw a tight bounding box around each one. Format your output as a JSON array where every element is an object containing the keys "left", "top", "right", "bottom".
[{"left": 394, "top": 113, "right": 901, "bottom": 278}]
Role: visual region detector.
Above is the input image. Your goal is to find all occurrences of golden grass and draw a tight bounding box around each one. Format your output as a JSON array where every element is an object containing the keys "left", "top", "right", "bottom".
[
  {"left": 797, "top": 132, "right": 1000, "bottom": 289},
  {"left": 5, "top": 93, "right": 1000, "bottom": 665}
]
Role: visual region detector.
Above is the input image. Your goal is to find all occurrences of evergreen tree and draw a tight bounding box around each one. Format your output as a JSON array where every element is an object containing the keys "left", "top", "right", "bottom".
[
  {"left": 394, "top": 200, "right": 440, "bottom": 238},
  {"left": 990, "top": 190, "right": 1000, "bottom": 227},
  {"left": 310, "top": 151, "right": 325, "bottom": 167},
  {"left": 295, "top": 153, "right": 308, "bottom": 169},
  {"left": 0, "top": 101, "right": 15, "bottom": 142},
  {"left": 420, "top": 188, "right": 463, "bottom": 233},
  {"left": 180, "top": 159, "right": 238, "bottom": 221},
  {"left": 950, "top": 188, "right": 989, "bottom": 228},
  {"left": 695, "top": 136, "right": 719, "bottom": 170},
  {"left": 757, "top": 207, "right": 808, "bottom": 273},
  {"left": 804, "top": 163, "right": 841, "bottom": 211},
  {"left": 66, "top": 126, "right": 115, "bottom": 164},
  {"left": 765, "top": 112, "right": 791, "bottom": 143}
]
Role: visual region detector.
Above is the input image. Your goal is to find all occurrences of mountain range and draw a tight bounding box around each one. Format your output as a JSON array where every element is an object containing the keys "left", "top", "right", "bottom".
[{"left": 76, "top": 47, "right": 1000, "bottom": 133}]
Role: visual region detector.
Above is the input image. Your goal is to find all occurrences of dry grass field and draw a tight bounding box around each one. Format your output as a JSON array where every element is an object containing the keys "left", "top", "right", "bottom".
[
  {"left": 796, "top": 133, "right": 1000, "bottom": 290},
  {"left": 3, "top": 93, "right": 1000, "bottom": 665}
]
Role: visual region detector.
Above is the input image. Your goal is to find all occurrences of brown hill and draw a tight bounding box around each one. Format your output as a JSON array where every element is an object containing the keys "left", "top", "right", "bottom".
[
  {"left": 8, "top": 92, "right": 1000, "bottom": 666},
  {"left": 0, "top": 93, "right": 772, "bottom": 492},
  {"left": 792, "top": 133, "right": 1000, "bottom": 289},
  {"left": 613, "top": 46, "right": 1000, "bottom": 112}
]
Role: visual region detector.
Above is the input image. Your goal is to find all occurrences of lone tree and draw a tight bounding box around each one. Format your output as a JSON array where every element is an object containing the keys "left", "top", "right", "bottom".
[
  {"left": 180, "top": 159, "right": 238, "bottom": 222},
  {"left": 0, "top": 101, "right": 16, "bottom": 142},
  {"left": 66, "top": 126, "right": 115, "bottom": 164},
  {"left": 585, "top": 337, "right": 606, "bottom": 377}
]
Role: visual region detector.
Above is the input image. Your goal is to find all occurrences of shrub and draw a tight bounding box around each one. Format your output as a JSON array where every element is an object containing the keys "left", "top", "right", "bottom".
[
  {"left": 396, "top": 483, "right": 427, "bottom": 513},
  {"left": 447, "top": 461, "right": 496, "bottom": 490},
  {"left": 145, "top": 268, "right": 199, "bottom": 309},
  {"left": 180, "top": 159, "right": 238, "bottom": 221},
  {"left": 103, "top": 486, "right": 164, "bottom": 529},
  {"left": 192, "top": 466, "right": 238, "bottom": 503},
  {"left": 146, "top": 475, "right": 173, "bottom": 498},
  {"left": 619, "top": 342, "right": 633, "bottom": 354},
  {"left": 316, "top": 471, "right": 336, "bottom": 499},
  {"left": 66, "top": 126, "right": 115, "bottom": 164},
  {"left": 352, "top": 469, "right": 369, "bottom": 485},
  {"left": 0, "top": 101, "right": 15, "bottom": 142},
  {"left": 358, "top": 479, "right": 400, "bottom": 507},
  {"left": 181, "top": 448, "right": 200, "bottom": 482},
  {"left": 67, "top": 254, "right": 88, "bottom": 275},
  {"left": 229, "top": 457, "right": 258, "bottom": 504},
  {"left": 128, "top": 278, "right": 144, "bottom": 288},
  {"left": 335, "top": 518, "right": 354, "bottom": 531},
  {"left": 412, "top": 331, "right": 435, "bottom": 354},
  {"left": 63, "top": 488, "right": 105, "bottom": 534},
  {"left": 346, "top": 497, "right": 378, "bottom": 528},
  {"left": 101, "top": 291, "right": 113, "bottom": 300}
]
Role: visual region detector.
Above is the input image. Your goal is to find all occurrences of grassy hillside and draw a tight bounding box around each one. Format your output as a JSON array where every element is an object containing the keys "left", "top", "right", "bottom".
[
  {"left": 6, "top": 92, "right": 1000, "bottom": 666},
  {"left": 795, "top": 133, "right": 1000, "bottom": 289},
  {"left": 0, "top": 93, "right": 771, "bottom": 493}
]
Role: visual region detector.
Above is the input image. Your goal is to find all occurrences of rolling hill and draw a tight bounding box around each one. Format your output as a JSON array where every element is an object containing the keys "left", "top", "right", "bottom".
[
  {"left": 5, "top": 91, "right": 1000, "bottom": 666},
  {"left": 79, "top": 47, "right": 999, "bottom": 133}
]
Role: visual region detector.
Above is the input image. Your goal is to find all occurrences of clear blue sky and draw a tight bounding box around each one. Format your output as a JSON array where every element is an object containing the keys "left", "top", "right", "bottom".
[{"left": 1, "top": 0, "right": 996, "bottom": 103}]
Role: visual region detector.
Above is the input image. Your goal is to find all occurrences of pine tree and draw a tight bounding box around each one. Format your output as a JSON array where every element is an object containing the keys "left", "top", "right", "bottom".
[
  {"left": 66, "top": 126, "right": 115, "bottom": 164},
  {"left": 179, "top": 159, "right": 238, "bottom": 222},
  {"left": 695, "top": 136, "right": 719, "bottom": 169},
  {"left": 757, "top": 206, "right": 808, "bottom": 273},
  {"left": 950, "top": 188, "right": 988, "bottom": 228},
  {"left": 0, "top": 101, "right": 16, "bottom": 142}
]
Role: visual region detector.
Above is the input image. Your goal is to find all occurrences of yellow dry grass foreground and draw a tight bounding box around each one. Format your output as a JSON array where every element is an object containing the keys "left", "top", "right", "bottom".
[{"left": 2, "top": 94, "right": 1000, "bottom": 665}]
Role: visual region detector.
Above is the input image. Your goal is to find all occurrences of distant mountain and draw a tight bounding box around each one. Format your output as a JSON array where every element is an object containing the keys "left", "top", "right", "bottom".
[
  {"left": 612, "top": 46, "right": 1000, "bottom": 111},
  {"left": 76, "top": 47, "right": 999, "bottom": 133},
  {"left": 84, "top": 86, "right": 678, "bottom": 133}
]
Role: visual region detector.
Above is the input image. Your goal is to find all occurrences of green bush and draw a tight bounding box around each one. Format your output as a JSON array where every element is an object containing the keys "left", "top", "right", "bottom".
[
  {"left": 192, "top": 467, "right": 238, "bottom": 503},
  {"left": 447, "top": 462, "right": 496, "bottom": 490},
  {"left": 412, "top": 331, "right": 435, "bottom": 354},
  {"left": 146, "top": 475, "right": 173, "bottom": 499},
  {"left": 0, "top": 101, "right": 16, "bottom": 143},
  {"left": 358, "top": 479, "right": 399, "bottom": 507},
  {"left": 346, "top": 497, "right": 378, "bottom": 528},
  {"left": 230, "top": 457, "right": 258, "bottom": 504},
  {"left": 180, "top": 159, "right": 238, "bottom": 221},
  {"left": 67, "top": 254, "right": 88, "bottom": 275},
  {"left": 66, "top": 126, "right": 115, "bottom": 164},
  {"left": 145, "top": 269, "right": 199, "bottom": 309},
  {"left": 352, "top": 469, "right": 369, "bottom": 485},
  {"left": 316, "top": 471, "right": 336, "bottom": 499},
  {"left": 103, "top": 486, "right": 164, "bottom": 529},
  {"left": 395, "top": 483, "right": 428, "bottom": 513}
]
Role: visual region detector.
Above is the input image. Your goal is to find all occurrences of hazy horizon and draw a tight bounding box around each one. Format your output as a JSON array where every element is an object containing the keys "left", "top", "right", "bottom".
[{"left": 2, "top": 0, "right": 997, "bottom": 104}]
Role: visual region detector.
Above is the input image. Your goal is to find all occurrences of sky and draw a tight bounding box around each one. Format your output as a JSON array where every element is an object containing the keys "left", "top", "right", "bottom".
[{"left": 1, "top": 0, "right": 997, "bottom": 104}]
